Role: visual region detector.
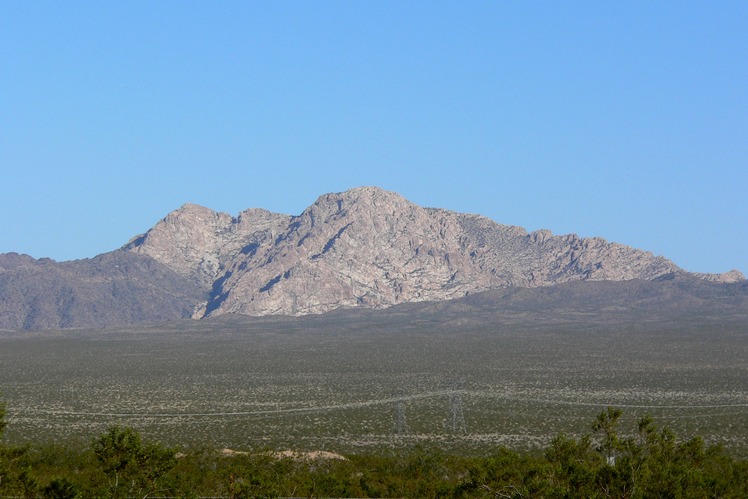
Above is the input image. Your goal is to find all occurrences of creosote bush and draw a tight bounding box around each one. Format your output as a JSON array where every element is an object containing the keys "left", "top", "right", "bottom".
[
  {"left": 0, "top": 402, "right": 746, "bottom": 498},
  {"left": 91, "top": 425, "right": 177, "bottom": 498}
]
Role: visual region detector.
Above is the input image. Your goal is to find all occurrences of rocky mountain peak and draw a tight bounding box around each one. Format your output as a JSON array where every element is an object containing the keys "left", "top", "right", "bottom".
[
  {"left": 126, "top": 204, "right": 231, "bottom": 285},
  {"left": 300, "top": 186, "right": 414, "bottom": 225},
  {"left": 119, "top": 187, "right": 745, "bottom": 319},
  {"left": 3, "top": 187, "right": 744, "bottom": 330},
  {"left": 126, "top": 202, "right": 292, "bottom": 288}
]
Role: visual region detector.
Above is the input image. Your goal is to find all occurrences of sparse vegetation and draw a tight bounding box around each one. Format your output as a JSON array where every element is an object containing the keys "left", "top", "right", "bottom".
[
  {"left": 2, "top": 317, "right": 746, "bottom": 457},
  {"left": 0, "top": 405, "right": 746, "bottom": 498},
  {"left": 1, "top": 311, "right": 746, "bottom": 495}
]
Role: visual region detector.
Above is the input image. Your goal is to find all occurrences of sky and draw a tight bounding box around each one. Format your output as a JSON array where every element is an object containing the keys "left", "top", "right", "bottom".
[{"left": 1, "top": 1, "right": 746, "bottom": 275}]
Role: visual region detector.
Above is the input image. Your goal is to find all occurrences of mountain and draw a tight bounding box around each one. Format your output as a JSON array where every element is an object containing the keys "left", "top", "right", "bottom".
[
  {"left": 125, "top": 186, "right": 743, "bottom": 318},
  {"left": 1, "top": 186, "right": 744, "bottom": 330},
  {"left": 0, "top": 251, "right": 204, "bottom": 330},
  {"left": 188, "top": 274, "right": 748, "bottom": 336}
]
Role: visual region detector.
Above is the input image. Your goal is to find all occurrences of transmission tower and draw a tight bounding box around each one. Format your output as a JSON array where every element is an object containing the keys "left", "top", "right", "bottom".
[
  {"left": 393, "top": 396, "right": 409, "bottom": 435},
  {"left": 447, "top": 381, "right": 467, "bottom": 434}
]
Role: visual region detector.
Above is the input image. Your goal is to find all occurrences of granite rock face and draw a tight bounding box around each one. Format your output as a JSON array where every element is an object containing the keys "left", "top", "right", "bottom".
[
  {"left": 125, "top": 187, "right": 744, "bottom": 318},
  {"left": 125, "top": 203, "right": 291, "bottom": 288}
]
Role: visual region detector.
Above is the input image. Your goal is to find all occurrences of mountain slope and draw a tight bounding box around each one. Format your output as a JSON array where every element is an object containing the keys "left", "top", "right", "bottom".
[{"left": 0, "top": 251, "right": 204, "bottom": 330}]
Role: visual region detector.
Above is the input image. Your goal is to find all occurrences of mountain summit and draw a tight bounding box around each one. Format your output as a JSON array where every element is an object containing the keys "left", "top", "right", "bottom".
[
  {"left": 125, "top": 186, "right": 743, "bottom": 319},
  {"left": 1, "top": 186, "right": 743, "bottom": 329}
]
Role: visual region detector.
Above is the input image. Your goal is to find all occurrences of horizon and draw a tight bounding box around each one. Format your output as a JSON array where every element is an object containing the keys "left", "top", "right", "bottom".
[
  {"left": 2, "top": 2, "right": 746, "bottom": 274},
  {"left": 3, "top": 184, "right": 745, "bottom": 278}
]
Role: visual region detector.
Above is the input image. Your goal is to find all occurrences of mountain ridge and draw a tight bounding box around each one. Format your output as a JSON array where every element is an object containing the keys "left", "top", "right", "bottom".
[
  {"left": 125, "top": 186, "right": 743, "bottom": 318},
  {"left": 1, "top": 186, "right": 744, "bottom": 330},
  {"left": 0, "top": 251, "right": 204, "bottom": 330}
]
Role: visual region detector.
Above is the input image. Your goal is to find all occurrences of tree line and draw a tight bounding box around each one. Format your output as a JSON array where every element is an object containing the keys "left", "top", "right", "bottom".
[{"left": 1, "top": 397, "right": 747, "bottom": 498}]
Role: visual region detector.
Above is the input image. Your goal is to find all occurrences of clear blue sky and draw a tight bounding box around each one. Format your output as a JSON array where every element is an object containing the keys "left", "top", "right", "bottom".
[{"left": 2, "top": 1, "right": 746, "bottom": 274}]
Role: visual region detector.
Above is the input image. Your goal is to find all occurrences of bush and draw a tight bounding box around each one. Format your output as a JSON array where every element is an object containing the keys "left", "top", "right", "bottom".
[
  {"left": 0, "top": 407, "right": 746, "bottom": 497},
  {"left": 91, "top": 425, "right": 177, "bottom": 498}
]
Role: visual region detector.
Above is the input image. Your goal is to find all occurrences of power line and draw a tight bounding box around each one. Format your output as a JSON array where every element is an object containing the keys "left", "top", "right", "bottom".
[
  {"left": 393, "top": 394, "right": 409, "bottom": 435},
  {"left": 447, "top": 380, "right": 467, "bottom": 435}
]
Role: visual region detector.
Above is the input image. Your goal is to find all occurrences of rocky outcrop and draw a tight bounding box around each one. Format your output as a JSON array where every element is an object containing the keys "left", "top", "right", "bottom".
[
  {"left": 125, "top": 186, "right": 744, "bottom": 318},
  {"left": 124, "top": 203, "right": 291, "bottom": 287},
  {"left": 692, "top": 269, "right": 745, "bottom": 283}
]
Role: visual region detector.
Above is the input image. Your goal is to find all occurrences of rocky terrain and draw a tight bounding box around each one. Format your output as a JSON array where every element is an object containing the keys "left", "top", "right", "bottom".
[
  {"left": 1, "top": 186, "right": 744, "bottom": 330},
  {"left": 127, "top": 186, "right": 742, "bottom": 318}
]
